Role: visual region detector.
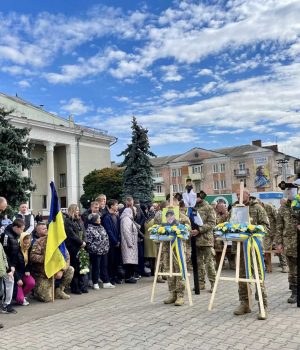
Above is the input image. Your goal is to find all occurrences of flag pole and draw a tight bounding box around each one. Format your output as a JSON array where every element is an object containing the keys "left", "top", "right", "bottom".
[{"left": 52, "top": 276, "right": 55, "bottom": 303}]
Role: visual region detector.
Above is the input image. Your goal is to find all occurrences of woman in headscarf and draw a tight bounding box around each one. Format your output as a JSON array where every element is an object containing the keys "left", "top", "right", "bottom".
[{"left": 120, "top": 208, "right": 139, "bottom": 283}]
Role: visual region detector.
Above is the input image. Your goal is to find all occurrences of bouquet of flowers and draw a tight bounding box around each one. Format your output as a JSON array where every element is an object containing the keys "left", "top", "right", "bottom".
[
  {"left": 214, "top": 222, "right": 266, "bottom": 239},
  {"left": 291, "top": 194, "right": 300, "bottom": 210},
  {"left": 149, "top": 223, "right": 190, "bottom": 241},
  {"left": 77, "top": 248, "right": 90, "bottom": 274}
]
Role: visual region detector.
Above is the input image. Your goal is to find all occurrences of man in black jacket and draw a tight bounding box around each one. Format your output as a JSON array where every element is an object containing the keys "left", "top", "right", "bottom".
[{"left": 0, "top": 218, "right": 25, "bottom": 314}]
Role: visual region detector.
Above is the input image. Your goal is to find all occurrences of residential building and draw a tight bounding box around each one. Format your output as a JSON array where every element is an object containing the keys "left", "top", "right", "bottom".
[{"left": 151, "top": 141, "right": 298, "bottom": 200}]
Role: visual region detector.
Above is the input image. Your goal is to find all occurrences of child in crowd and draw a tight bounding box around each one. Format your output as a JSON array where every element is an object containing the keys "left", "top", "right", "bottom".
[{"left": 86, "top": 213, "right": 114, "bottom": 289}]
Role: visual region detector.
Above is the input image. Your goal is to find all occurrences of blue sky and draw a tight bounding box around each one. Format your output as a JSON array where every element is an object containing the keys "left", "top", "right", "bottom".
[{"left": 1, "top": 0, "right": 300, "bottom": 161}]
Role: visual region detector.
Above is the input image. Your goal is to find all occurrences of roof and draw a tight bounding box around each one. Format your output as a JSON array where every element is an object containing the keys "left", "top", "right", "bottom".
[
  {"left": 150, "top": 155, "right": 180, "bottom": 167},
  {"left": 0, "top": 92, "right": 116, "bottom": 141},
  {"left": 214, "top": 144, "right": 268, "bottom": 156}
]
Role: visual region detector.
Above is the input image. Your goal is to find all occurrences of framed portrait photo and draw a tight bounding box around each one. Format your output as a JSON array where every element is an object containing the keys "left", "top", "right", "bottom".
[
  {"left": 162, "top": 206, "right": 180, "bottom": 226},
  {"left": 230, "top": 206, "right": 250, "bottom": 225}
]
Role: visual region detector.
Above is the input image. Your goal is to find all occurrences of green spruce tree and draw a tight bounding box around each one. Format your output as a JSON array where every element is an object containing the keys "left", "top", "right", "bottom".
[
  {"left": 118, "top": 117, "right": 156, "bottom": 204},
  {"left": 0, "top": 108, "right": 41, "bottom": 208}
]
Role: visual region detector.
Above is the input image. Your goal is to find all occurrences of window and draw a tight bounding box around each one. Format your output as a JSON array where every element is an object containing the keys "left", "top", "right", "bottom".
[
  {"left": 192, "top": 165, "right": 203, "bottom": 174},
  {"left": 220, "top": 180, "right": 226, "bottom": 189},
  {"left": 213, "top": 181, "right": 219, "bottom": 190},
  {"left": 178, "top": 184, "right": 184, "bottom": 192},
  {"left": 213, "top": 164, "right": 219, "bottom": 173},
  {"left": 239, "top": 162, "right": 246, "bottom": 170},
  {"left": 154, "top": 172, "right": 162, "bottom": 178},
  {"left": 177, "top": 168, "right": 182, "bottom": 176},
  {"left": 220, "top": 163, "right": 225, "bottom": 172},
  {"left": 59, "top": 173, "right": 67, "bottom": 188},
  {"left": 156, "top": 185, "right": 162, "bottom": 193},
  {"left": 60, "top": 196, "right": 67, "bottom": 208},
  {"left": 195, "top": 182, "right": 201, "bottom": 192},
  {"left": 172, "top": 184, "right": 178, "bottom": 192},
  {"left": 42, "top": 195, "right": 47, "bottom": 209},
  {"left": 172, "top": 169, "right": 177, "bottom": 177}
]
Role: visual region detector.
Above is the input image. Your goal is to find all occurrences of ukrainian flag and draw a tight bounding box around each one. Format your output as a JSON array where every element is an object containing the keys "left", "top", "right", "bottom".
[{"left": 45, "top": 181, "right": 67, "bottom": 278}]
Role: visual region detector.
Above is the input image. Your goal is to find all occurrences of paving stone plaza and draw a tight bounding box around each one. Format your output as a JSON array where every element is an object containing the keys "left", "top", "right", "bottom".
[{"left": 1, "top": 258, "right": 299, "bottom": 350}]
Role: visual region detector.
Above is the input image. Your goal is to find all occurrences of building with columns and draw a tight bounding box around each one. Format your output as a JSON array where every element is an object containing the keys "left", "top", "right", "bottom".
[{"left": 0, "top": 92, "right": 116, "bottom": 212}]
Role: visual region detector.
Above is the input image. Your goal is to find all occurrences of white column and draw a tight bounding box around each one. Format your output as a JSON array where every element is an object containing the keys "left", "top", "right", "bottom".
[
  {"left": 66, "top": 144, "right": 78, "bottom": 206},
  {"left": 45, "top": 142, "right": 56, "bottom": 210}
]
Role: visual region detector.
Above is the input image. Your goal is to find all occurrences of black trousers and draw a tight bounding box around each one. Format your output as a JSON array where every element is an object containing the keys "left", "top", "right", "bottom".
[
  {"left": 125, "top": 264, "right": 136, "bottom": 279},
  {"left": 108, "top": 246, "right": 121, "bottom": 282},
  {"left": 90, "top": 253, "right": 110, "bottom": 284}
]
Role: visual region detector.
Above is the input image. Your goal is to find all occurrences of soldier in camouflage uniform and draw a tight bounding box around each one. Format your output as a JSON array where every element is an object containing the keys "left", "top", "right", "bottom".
[
  {"left": 232, "top": 190, "right": 269, "bottom": 320},
  {"left": 154, "top": 199, "right": 191, "bottom": 306},
  {"left": 30, "top": 223, "right": 74, "bottom": 302},
  {"left": 259, "top": 201, "right": 288, "bottom": 272},
  {"left": 191, "top": 193, "right": 216, "bottom": 292},
  {"left": 215, "top": 202, "right": 235, "bottom": 270},
  {"left": 275, "top": 200, "right": 298, "bottom": 303}
]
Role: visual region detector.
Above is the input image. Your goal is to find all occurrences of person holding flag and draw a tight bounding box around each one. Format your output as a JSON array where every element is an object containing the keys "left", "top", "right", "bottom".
[{"left": 30, "top": 182, "right": 74, "bottom": 302}]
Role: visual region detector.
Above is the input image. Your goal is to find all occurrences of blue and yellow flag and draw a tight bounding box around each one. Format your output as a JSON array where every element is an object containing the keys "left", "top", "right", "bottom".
[{"left": 45, "top": 182, "right": 67, "bottom": 278}]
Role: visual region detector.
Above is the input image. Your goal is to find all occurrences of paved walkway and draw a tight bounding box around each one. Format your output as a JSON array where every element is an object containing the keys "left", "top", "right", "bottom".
[{"left": 1, "top": 259, "right": 300, "bottom": 350}]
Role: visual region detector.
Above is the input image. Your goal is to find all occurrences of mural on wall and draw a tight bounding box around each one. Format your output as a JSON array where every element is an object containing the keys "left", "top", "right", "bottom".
[{"left": 254, "top": 157, "right": 270, "bottom": 188}]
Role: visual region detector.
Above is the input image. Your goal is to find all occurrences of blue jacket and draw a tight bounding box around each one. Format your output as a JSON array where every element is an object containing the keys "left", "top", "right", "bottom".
[{"left": 102, "top": 213, "right": 120, "bottom": 247}]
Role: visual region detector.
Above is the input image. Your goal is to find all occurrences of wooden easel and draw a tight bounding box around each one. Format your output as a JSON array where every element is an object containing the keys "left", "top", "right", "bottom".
[
  {"left": 208, "top": 181, "right": 266, "bottom": 318},
  {"left": 150, "top": 186, "right": 193, "bottom": 306}
]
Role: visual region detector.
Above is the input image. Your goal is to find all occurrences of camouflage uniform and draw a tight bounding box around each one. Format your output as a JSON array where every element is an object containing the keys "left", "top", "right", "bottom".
[
  {"left": 195, "top": 201, "right": 216, "bottom": 288},
  {"left": 233, "top": 198, "right": 269, "bottom": 307},
  {"left": 262, "top": 202, "right": 287, "bottom": 268},
  {"left": 275, "top": 202, "right": 298, "bottom": 295},
  {"left": 215, "top": 212, "right": 235, "bottom": 270},
  {"left": 30, "top": 236, "right": 74, "bottom": 302},
  {"left": 155, "top": 211, "right": 191, "bottom": 298}
]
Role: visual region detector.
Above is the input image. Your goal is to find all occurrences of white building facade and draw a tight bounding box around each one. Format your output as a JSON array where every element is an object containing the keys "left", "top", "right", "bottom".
[{"left": 0, "top": 93, "right": 116, "bottom": 212}]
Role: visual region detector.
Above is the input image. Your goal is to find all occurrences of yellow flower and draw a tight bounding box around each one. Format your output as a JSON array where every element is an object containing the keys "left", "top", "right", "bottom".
[
  {"left": 158, "top": 227, "right": 166, "bottom": 234},
  {"left": 175, "top": 229, "right": 181, "bottom": 235},
  {"left": 232, "top": 224, "right": 240, "bottom": 230},
  {"left": 218, "top": 223, "right": 225, "bottom": 228},
  {"left": 171, "top": 225, "right": 178, "bottom": 231},
  {"left": 248, "top": 225, "right": 255, "bottom": 231},
  {"left": 222, "top": 227, "right": 227, "bottom": 232}
]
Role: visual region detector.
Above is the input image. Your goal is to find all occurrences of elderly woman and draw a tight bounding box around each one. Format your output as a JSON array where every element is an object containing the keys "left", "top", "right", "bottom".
[
  {"left": 64, "top": 204, "right": 88, "bottom": 294},
  {"left": 120, "top": 207, "right": 139, "bottom": 284}
]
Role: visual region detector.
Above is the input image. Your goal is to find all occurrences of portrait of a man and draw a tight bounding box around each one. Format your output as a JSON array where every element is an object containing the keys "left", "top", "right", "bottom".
[{"left": 162, "top": 207, "right": 179, "bottom": 226}]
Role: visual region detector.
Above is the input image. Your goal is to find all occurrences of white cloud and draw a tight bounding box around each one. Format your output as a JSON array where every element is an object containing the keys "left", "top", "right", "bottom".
[
  {"left": 162, "top": 88, "right": 200, "bottom": 101},
  {"left": 60, "top": 98, "right": 93, "bottom": 115},
  {"left": 149, "top": 127, "right": 199, "bottom": 146},
  {"left": 17, "top": 80, "right": 30, "bottom": 88},
  {"left": 161, "top": 65, "right": 183, "bottom": 82}
]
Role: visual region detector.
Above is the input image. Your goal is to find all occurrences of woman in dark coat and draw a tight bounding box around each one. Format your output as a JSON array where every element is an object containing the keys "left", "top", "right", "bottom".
[{"left": 64, "top": 204, "right": 87, "bottom": 294}]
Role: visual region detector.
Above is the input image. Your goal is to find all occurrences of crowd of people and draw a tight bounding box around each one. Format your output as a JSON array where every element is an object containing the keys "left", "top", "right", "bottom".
[{"left": 0, "top": 179, "right": 298, "bottom": 328}]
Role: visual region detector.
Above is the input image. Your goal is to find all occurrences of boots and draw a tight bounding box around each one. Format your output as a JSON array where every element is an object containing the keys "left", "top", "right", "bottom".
[
  {"left": 210, "top": 282, "right": 215, "bottom": 293},
  {"left": 157, "top": 277, "right": 166, "bottom": 283},
  {"left": 174, "top": 296, "right": 185, "bottom": 306},
  {"left": 55, "top": 287, "right": 71, "bottom": 300},
  {"left": 233, "top": 302, "right": 251, "bottom": 315},
  {"left": 257, "top": 303, "right": 268, "bottom": 320},
  {"left": 200, "top": 282, "right": 206, "bottom": 290},
  {"left": 287, "top": 288, "right": 297, "bottom": 304},
  {"left": 164, "top": 293, "right": 177, "bottom": 304}
]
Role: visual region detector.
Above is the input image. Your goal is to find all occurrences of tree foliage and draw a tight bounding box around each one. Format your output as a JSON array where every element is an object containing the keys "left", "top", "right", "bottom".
[
  {"left": 0, "top": 108, "right": 41, "bottom": 209},
  {"left": 80, "top": 167, "right": 123, "bottom": 208},
  {"left": 118, "top": 117, "right": 156, "bottom": 204}
]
